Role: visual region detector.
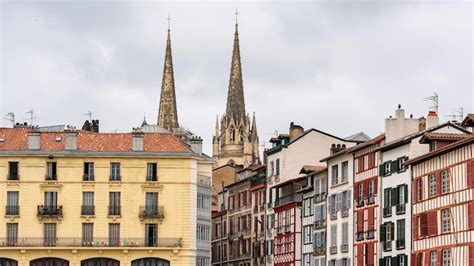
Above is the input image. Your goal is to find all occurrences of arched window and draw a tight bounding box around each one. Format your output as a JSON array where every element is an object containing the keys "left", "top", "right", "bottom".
[
  {"left": 81, "top": 258, "right": 119, "bottom": 266},
  {"left": 239, "top": 127, "right": 244, "bottom": 142},
  {"left": 131, "top": 258, "right": 170, "bottom": 266},
  {"left": 0, "top": 258, "right": 18, "bottom": 266},
  {"left": 229, "top": 127, "right": 235, "bottom": 142},
  {"left": 30, "top": 258, "right": 69, "bottom": 266}
]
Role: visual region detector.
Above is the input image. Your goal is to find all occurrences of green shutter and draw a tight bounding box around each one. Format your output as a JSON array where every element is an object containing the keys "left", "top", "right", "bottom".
[
  {"left": 380, "top": 224, "right": 386, "bottom": 242},
  {"left": 391, "top": 160, "right": 399, "bottom": 173},
  {"left": 384, "top": 188, "right": 391, "bottom": 208},
  {"left": 404, "top": 184, "right": 408, "bottom": 203},
  {"left": 379, "top": 164, "right": 385, "bottom": 177},
  {"left": 379, "top": 258, "right": 386, "bottom": 266},
  {"left": 390, "top": 222, "right": 395, "bottom": 240},
  {"left": 391, "top": 256, "right": 399, "bottom": 265},
  {"left": 391, "top": 187, "right": 399, "bottom": 205}
]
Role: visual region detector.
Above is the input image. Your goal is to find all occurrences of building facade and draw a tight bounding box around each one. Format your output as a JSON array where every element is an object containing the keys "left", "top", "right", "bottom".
[
  {"left": 249, "top": 165, "right": 267, "bottom": 266},
  {"left": 312, "top": 168, "right": 328, "bottom": 266},
  {"left": 0, "top": 126, "right": 212, "bottom": 265}
]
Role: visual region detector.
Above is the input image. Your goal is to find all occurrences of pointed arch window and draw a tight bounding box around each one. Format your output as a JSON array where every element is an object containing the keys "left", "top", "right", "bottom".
[
  {"left": 230, "top": 127, "right": 235, "bottom": 142},
  {"left": 239, "top": 127, "right": 244, "bottom": 142}
]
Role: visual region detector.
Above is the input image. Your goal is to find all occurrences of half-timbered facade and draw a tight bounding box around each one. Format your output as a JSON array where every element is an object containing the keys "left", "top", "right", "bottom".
[
  {"left": 312, "top": 168, "right": 328, "bottom": 266},
  {"left": 406, "top": 135, "right": 474, "bottom": 266},
  {"left": 250, "top": 165, "right": 267, "bottom": 266}
]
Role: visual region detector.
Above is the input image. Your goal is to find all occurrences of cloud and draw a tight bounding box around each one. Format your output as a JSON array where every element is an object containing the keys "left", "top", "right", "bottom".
[{"left": 1, "top": 1, "right": 472, "bottom": 155}]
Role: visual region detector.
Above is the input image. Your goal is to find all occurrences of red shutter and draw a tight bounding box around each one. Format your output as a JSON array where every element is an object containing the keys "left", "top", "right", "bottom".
[
  {"left": 436, "top": 171, "right": 441, "bottom": 196},
  {"left": 413, "top": 215, "right": 419, "bottom": 239},
  {"left": 469, "top": 246, "right": 474, "bottom": 265},
  {"left": 374, "top": 177, "right": 378, "bottom": 196},
  {"left": 354, "top": 182, "right": 359, "bottom": 202},
  {"left": 238, "top": 193, "right": 241, "bottom": 207},
  {"left": 437, "top": 250, "right": 443, "bottom": 266},
  {"left": 468, "top": 160, "right": 474, "bottom": 188},
  {"left": 243, "top": 191, "right": 247, "bottom": 206},
  {"left": 363, "top": 180, "right": 369, "bottom": 199},
  {"left": 428, "top": 211, "right": 438, "bottom": 236},
  {"left": 469, "top": 201, "right": 474, "bottom": 230},
  {"left": 367, "top": 243, "right": 374, "bottom": 265},
  {"left": 411, "top": 254, "right": 416, "bottom": 266},
  {"left": 420, "top": 213, "right": 428, "bottom": 237},
  {"left": 248, "top": 190, "right": 251, "bottom": 206},
  {"left": 357, "top": 211, "right": 364, "bottom": 233},
  {"left": 413, "top": 179, "right": 418, "bottom": 203},
  {"left": 368, "top": 208, "right": 375, "bottom": 231},
  {"left": 424, "top": 251, "right": 430, "bottom": 266},
  {"left": 357, "top": 245, "right": 364, "bottom": 265},
  {"left": 254, "top": 192, "right": 258, "bottom": 207}
]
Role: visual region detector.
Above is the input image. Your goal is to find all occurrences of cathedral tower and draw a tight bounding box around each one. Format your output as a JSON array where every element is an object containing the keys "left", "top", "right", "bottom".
[
  {"left": 213, "top": 21, "right": 260, "bottom": 168},
  {"left": 157, "top": 26, "right": 179, "bottom": 131}
]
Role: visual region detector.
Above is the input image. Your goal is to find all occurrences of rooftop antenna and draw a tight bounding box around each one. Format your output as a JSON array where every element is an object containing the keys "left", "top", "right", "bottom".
[
  {"left": 83, "top": 111, "right": 92, "bottom": 121},
  {"left": 4, "top": 112, "right": 15, "bottom": 127},
  {"left": 423, "top": 92, "right": 439, "bottom": 114},
  {"left": 445, "top": 107, "right": 464, "bottom": 122},
  {"left": 167, "top": 13, "right": 171, "bottom": 31},
  {"left": 25, "top": 109, "right": 38, "bottom": 125},
  {"left": 235, "top": 9, "right": 239, "bottom": 25}
]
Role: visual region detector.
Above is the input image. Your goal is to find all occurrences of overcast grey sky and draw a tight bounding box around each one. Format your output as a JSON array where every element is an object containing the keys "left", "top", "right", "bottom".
[{"left": 1, "top": 1, "right": 472, "bottom": 154}]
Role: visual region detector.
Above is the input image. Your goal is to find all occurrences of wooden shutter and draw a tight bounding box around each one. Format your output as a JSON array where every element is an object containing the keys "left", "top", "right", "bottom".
[
  {"left": 420, "top": 213, "right": 428, "bottom": 237},
  {"left": 424, "top": 251, "right": 430, "bottom": 266},
  {"left": 367, "top": 242, "right": 374, "bottom": 265},
  {"left": 363, "top": 180, "right": 369, "bottom": 199},
  {"left": 391, "top": 160, "right": 399, "bottom": 173},
  {"left": 469, "top": 246, "right": 474, "bottom": 265},
  {"left": 468, "top": 201, "right": 474, "bottom": 230},
  {"left": 436, "top": 171, "right": 442, "bottom": 196},
  {"left": 404, "top": 184, "right": 409, "bottom": 203},
  {"left": 412, "top": 179, "right": 418, "bottom": 203},
  {"left": 357, "top": 211, "right": 364, "bottom": 233},
  {"left": 379, "top": 164, "right": 385, "bottom": 177},
  {"left": 413, "top": 215, "right": 419, "bottom": 239},
  {"left": 368, "top": 208, "right": 375, "bottom": 230},
  {"left": 354, "top": 183, "right": 359, "bottom": 203},
  {"left": 468, "top": 160, "right": 474, "bottom": 188},
  {"left": 357, "top": 245, "right": 364, "bottom": 266},
  {"left": 238, "top": 193, "right": 241, "bottom": 207},
  {"left": 243, "top": 191, "right": 247, "bottom": 206},
  {"left": 427, "top": 211, "right": 438, "bottom": 236},
  {"left": 380, "top": 223, "right": 386, "bottom": 241},
  {"left": 391, "top": 187, "right": 399, "bottom": 206}
]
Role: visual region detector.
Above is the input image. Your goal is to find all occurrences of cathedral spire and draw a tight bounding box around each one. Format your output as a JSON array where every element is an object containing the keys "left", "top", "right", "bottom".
[
  {"left": 157, "top": 23, "right": 179, "bottom": 131},
  {"left": 225, "top": 19, "right": 246, "bottom": 122},
  {"left": 251, "top": 112, "right": 258, "bottom": 140}
]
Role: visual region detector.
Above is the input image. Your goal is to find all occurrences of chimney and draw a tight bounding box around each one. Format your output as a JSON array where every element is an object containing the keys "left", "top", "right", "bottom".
[
  {"left": 190, "top": 136, "right": 203, "bottom": 156},
  {"left": 65, "top": 130, "right": 78, "bottom": 150},
  {"left": 82, "top": 120, "right": 92, "bottom": 131},
  {"left": 289, "top": 122, "right": 304, "bottom": 141},
  {"left": 385, "top": 104, "right": 421, "bottom": 142},
  {"left": 395, "top": 104, "right": 405, "bottom": 119},
  {"left": 27, "top": 131, "right": 41, "bottom": 150},
  {"left": 330, "top": 144, "right": 346, "bottom": 155},
  {"left": 132, "top": 130, "right": 144, "bottom": 151},
  {"left": 92, "top": 120, "right": 99, "bottom": 133},
  {"left": 426, "top": 111, "right": 439, "bottom": 129}
]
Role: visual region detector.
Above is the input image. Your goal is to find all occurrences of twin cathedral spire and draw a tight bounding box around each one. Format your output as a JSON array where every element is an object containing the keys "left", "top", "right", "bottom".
[{"left": 157, "top": 18, "right": 260, "bottom": 167}]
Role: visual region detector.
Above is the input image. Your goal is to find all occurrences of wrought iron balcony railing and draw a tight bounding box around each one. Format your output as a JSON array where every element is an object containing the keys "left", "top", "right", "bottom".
[
  {"left": 0, "top": 237, "right": 182, "bottom": 247},
  {"left": 274, "top": 194, "right": 302, "bottom": 208},
  {"left": 396, "top": 204, "right": 406, "bottom": 215},
  {"left": 139, "top": 206, "right": 164, "bottom": 219},
  {"left": 396, "top": 239, "right": 405, "bottom": 250},
  {"left": 383, "top": 207, "right": 392, "bottom": 217},
  {"left": 81, "top": 205, "right": 95, "bottom": 216},
  {"left": 37, "top": 205, "right": 62, "bottom": 217},
  {"left": 5, "top": 205, "right": 19, "bottom": 216},
  {"left": 108, "top": 205, "right": 121, "bottom": 216}
]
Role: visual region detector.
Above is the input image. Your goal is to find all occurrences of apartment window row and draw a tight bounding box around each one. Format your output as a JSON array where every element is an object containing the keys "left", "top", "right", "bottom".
[
  {"left": 383, "top": 184, "right": 408, "bottom": 217},
  {"left": 415, "top": 208, "right": 452, "bottom": 239},
  {"left": 197, "top": 224, "right": 210, "bottom": 241},
  {"left": 427, "top": 249, "right": 451, "bottom": 266},
  {"left": 7, "top": 161, "right": 159, "bottom": 182},
  {"left": 267, "top": 159, "right": 281, "bottom": 178},
  {"left": 331, "top": 161, "right": 349, "bottom": 186},
  {"left": 227, "top": 190, "right": 251, "bottom": 211},
  {"left": 197, "top": 193, "right": 211, "bottom": 211},
  {"left": 303, "top": 197, "right": 314, "bottom": 217},
  {"left": 380, "top": 156, "right": 408, "bottom": 177},
  {"left": 328, "top": 190, "right": 351, "bottom": 219},
  {"left": 314, "top": 177, "right": 327, "bottom": 200},
  {"left": 355, "top": 178, "right": 376, "bottom": 207},
  {"left": 276, "top": 209, "right": 292, "bottom": 233},
  {"left": 328, "top": 258, "right": 350, "bottom": 266},
  {"left": 380, "top": 219, "right": 405, "bottom": 251},
  {"left": 329, "top": 222, "right": 349, "bottom": 254},
  {"left": 379, "top": 254, "right": 408, "bottom": 266},
  {"left": 414, "top": 169, "right": 451, "bottom": 202}
]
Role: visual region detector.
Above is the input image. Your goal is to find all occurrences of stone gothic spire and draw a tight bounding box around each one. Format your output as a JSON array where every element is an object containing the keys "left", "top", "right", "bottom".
[
  {"left": 157, "top": 28, "right": 179, "bottom": 131},
  {"left": 225, "top": 23, "right": 246, "bottom": 122}
]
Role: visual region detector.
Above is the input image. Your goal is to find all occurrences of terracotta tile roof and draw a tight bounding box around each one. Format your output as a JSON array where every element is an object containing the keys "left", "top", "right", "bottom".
[
  {"left": 0, "top": 128, "right": 192, "bottom": 153},
  {"left": 0, "top": 128, "right": 28, "bottom": 150},
  {"left": 405, "top": 135, "right": 474, "bottom": 166},
  {"left": 299, "top": 165, "right": 326, "bottom": 174},
  {"left": 419, "top": 132, "right": 471, "bottom": 144}
]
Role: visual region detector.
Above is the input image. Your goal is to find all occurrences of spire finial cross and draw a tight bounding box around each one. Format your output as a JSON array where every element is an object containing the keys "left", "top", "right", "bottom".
[
  {"left": 167, "top": 13, "right": 171, "bottom": 31},
  {"left": 235, "top": 9, "right": 239, "bottom": 25}
]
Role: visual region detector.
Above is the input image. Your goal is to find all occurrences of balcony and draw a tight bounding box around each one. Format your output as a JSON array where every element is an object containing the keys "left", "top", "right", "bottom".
[
  {"left": 355, "top": 232, "right": 364, "bottom": 241},
  {"left": 5, "top": 205, "right": 19, "bottom": 216},
  {"left": 329, "top": 246, "right": 337, "bottom": 254},
  {"left": 330, "top": 212, "right": 337, "bottom": 220},
  {"left": 81, "top": 205, "right": 95, "bottom": 216},
  {"left": 82, "top": 174, "right": 94, "bottom": 181},
  {"left": 44, "top": 175, "right": 57, "bottom": 181},
  {"left": 366, "top": 196, "right": 375, "bottom": 205},
  {"left": 313, "top": 246, "right": 325, "bottom": 256},
  {"left": 314, "top": 193, "right": 326, "bottom": 203},
  {"left": 366, "top": 230, "right": 375, "bottom": 239},
  {"left": 274, "top": 194, "right": 302, "bottom": 208},
  {"left": 383, "top": 207, "right": 392, "bottom": 218},
  {"left": 396, "top": 204, "right": 406, "bottom": 215},
  {"left": 7, "top": 174, "right": 19, "bottom": 181},
  {"left": 314, "top": 220, "right": 325, "bottom": 229},
  {"left": 253, "top": 206, "right": 259, "bottom": 214},
  {"left": 260, "top": 204, "right": 265, "bottom": 212},
  {"left": 355, "top": 199, "right": 364, "bottom": 208},
  {"left": 0, "top": 237, "right": 182, "bottom": 248},
  {"left": 340, "top": 244, "right": 348, "bottom": 253},
  {"left": 383, "top": 241, "right": 392, "bottom": 251},
  {"left": 341, "top": 209, "right": 349, "bottom": 218},
  {"left": 396, "top": 239, "right": 405, "bottom": 250},
  {"left": 108, "top": 205, "right": 121, "bottom": 216},
  {"left": 37, "top": 205, "right": 62, "bottom": 218},
  {"left": 139, "top": 206, "right": 164, "bottom": 219}
]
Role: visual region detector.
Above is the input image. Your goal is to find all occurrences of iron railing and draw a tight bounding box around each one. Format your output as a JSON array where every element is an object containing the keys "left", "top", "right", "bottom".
[
  {"left": 0, "top": 237, "right": 182, "bottom": 247},
  {"left": 396, "top": 204, "right": 406, "bottom": 214},
  {"left": 81, "top": 205, "right": 95, "bottom": 216},
  {"left": 383, "top": 207, "right": 392, "bottom": 217},
  {"left": 108, "top": 205, "right": 121, "bottom": 216},
  {"left": 139, "top": 206, "right": 164, "bottom": 219},
  {"left": 5, "top": 205, "right": 19, "bottom": 216},
  {"left": 396, "top": 239, "right": 405, "bottom": 249},
  {"left": 37, "top": 205, "right": 62, "bottom": 217}
]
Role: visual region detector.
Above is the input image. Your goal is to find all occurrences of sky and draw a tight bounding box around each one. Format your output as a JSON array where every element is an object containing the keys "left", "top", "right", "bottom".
[{"left": 1, "top": 1, "right": 472, "bottom": 155}]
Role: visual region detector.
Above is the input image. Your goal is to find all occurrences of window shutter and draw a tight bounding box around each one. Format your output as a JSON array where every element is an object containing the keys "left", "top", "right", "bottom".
[
  {"left": 469, "top": 246, "right": 474, "bottom": 265},
  {"left": 391, "top": 187, "right": 399, "bottom": 206},
  {"left": 392, "top": 160, "right": 399, "bottom": 173},
  {"left": 379, "top": 164, "right": 385, "bottom": 177},
  {"left": 380, "top": 223, "right": 386, "bottom": 242},
  {"left": 427, "top": 211, "right": 438, "bottom": 236},
  {"left": 468, "top": 160, "right": 474, "bottom": 188},
  {"left": 424, "top": 252, "right": 430, "bottom": 266},
  {"left": 379, "top": 258, "right": 386, "bottom": 266},
  {"left": 384, "top": 188, "right": 391, "bottom": 208},
  {"left": 367, "top": 242, "right": 374, "bottom": 265},
  {"left": 391, "top": 256, "right": 399, "bottom": 266},
  {"left": 468, "top": 201, "right": 474, "bottom": 230},
  {"left": 404, "top": 184, "right": 409, "bottom": 203},
  {"left": 420, "top": 213, "right": 428, "bottom": 237},
  {"left": 347, "top": 190, "right": 351, "bottom": 209},
  {"left": 357, "top": 245, "right": 364, "bottom": 266},
  {"left": 368, "top": 208, "right": 374, "bottom": 231},
  {"left": 354, "top": 184, "right": 359, "bottom": 204},
  {"left": 357, "top": 211, "right": 364, "bottom": 233},
  {"left": 436, "top": 171, "right": 442, "bottom": 196},
  {"left": 413, "top": 216, "right": 419, "bottom": 239},
  {"left": 363, "top": 180, "right": 369, "bottom": 199},
  {"left": 390, "top": 222, "right": 395, "bottom": 241},
  {"left": 413, "top": 179, "right": 418, "bottom": 203},
  {"left": 243, "top": 191, "right": 247, "bottom": 206}
]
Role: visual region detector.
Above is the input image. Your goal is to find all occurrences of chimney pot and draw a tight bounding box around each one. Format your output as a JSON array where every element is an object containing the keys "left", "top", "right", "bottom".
[
  {"left": 27, "top": 131, "right": 41, "bottom": 150},
  {"left": 132, "top": 131, "right": 144, "bottom": 151}
]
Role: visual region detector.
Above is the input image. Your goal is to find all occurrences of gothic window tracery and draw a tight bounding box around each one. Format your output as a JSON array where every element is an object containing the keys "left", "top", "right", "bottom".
[
  {"left": 239, "top": 127, "right": 244, "bottom": 142},
  {"left": 230, "top": 127, "right": 235, "bottom": 142}
]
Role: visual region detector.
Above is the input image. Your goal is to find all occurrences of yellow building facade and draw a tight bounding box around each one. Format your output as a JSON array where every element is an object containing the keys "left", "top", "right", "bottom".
[{"left": 0, "top": 127, "right": 212, "bottom": 266}]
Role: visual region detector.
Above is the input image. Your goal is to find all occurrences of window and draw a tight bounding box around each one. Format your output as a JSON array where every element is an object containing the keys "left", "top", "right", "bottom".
[
  {"left": 442, "top": 249, "right": 451, "bottom": 266},
  {"left": 44, "top": 191, "right": 58, "bottom": 209},
  {"left": 398, "top": 157, "right": 407, "bottom": 172},
  {"left": 6, "top": 223, "right": 18, "bottom": 245},
  {"left": 358, "top": 183, "right": 364, "bottom": 201},
  {"left": 442, "top": 209, "right": 451, "bottom": 233},
  {"left": 145, "top": 192, "right": 158, "bottom": 214},
  {"left": 369, "top": 179, "right": 375, "bottom": 198},
  {"left": 8, "top": 162, "right": 19, "bottom": 180},
  {"left": 197, "top": 224, "right": 210, "bottom": 241},
  {"left": 384, "top": 162, "right": 391, "bottom": 176},
  {"left": 109, "top": 223, "right": 120, "bottom": 246},
  {"left": 429, "top": 174, "right": 437, "bottom": 197},
  {"left": 303, "top": 197, "right": 313, "bottom": 217},
  {"left": 341, "top": 161, "right": 348, "bottom": 182},
  {"left": 83, "top": 162, "right": 94, "bottom": 181},
  {"left": 303, "top": 225, "right": 313, "bottom": 244},
  {"left": 331, "top": 165, "right": 339, "bottom": 185},
  {"left": 239, "top": 127, "right": 244, "bottom": 142},
  {"left": 109, "top": 192, "right": 121, "bottom": 216},
  {"left": 110, "top": 162, "right": 121, "bottom": 181},
  {"left": 229, "top": 127, "right": 235, "bottom": 142},
  {"left": 357, "top": 156, "right": 365, "bottom": 172},
  {"left": 399, "top": 185, "right": 405, "bottom": 204},
  {"left": 387, "top": 222, "right": 393, "bottom": 241},
  {"left": 82, "top": 223, "right": 93, "bottom": 245},
  {"left": 46, "top": 162, "right": 57, "bottom": 180},
  {"left": 82, "top": 192, "right": 94, "bottom": 215},
  {"left": 275, "top": 159, "right": 280, "bottom": 176},
  {"left": 329, "top": 194, "right": 336, "bottom": 217},
  {"left": 44, "top": 223, "right": 57, "bottom": 246},
  {"left": 268, "top": 161, "right": 274, "bottom": 177},
  {"left": 430, "top": 251, "right": 437, "bottom": 266},
  {"left": 330, "top": 224, "right": 337, "bottom": 248},
  {"left": 197, "top": 194, "right": 211, "bottom": 210},
  {"left": 146, "top": 163, "right": 157, "bottom": 181},
  {"left": 196, "top": 257, "right": 210, "bottom": 266},
  {"left": 341, "top": 222, "right": 348, "bottom": 246},
  {"left": 441, "top": 170, "right": 450, "bottom": 194},
  {"left": 416, "top": 179, "right": 423, "bottom": 201},
  {"left": 6, "top": 191, "right": 19, "bottom": 215}
]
